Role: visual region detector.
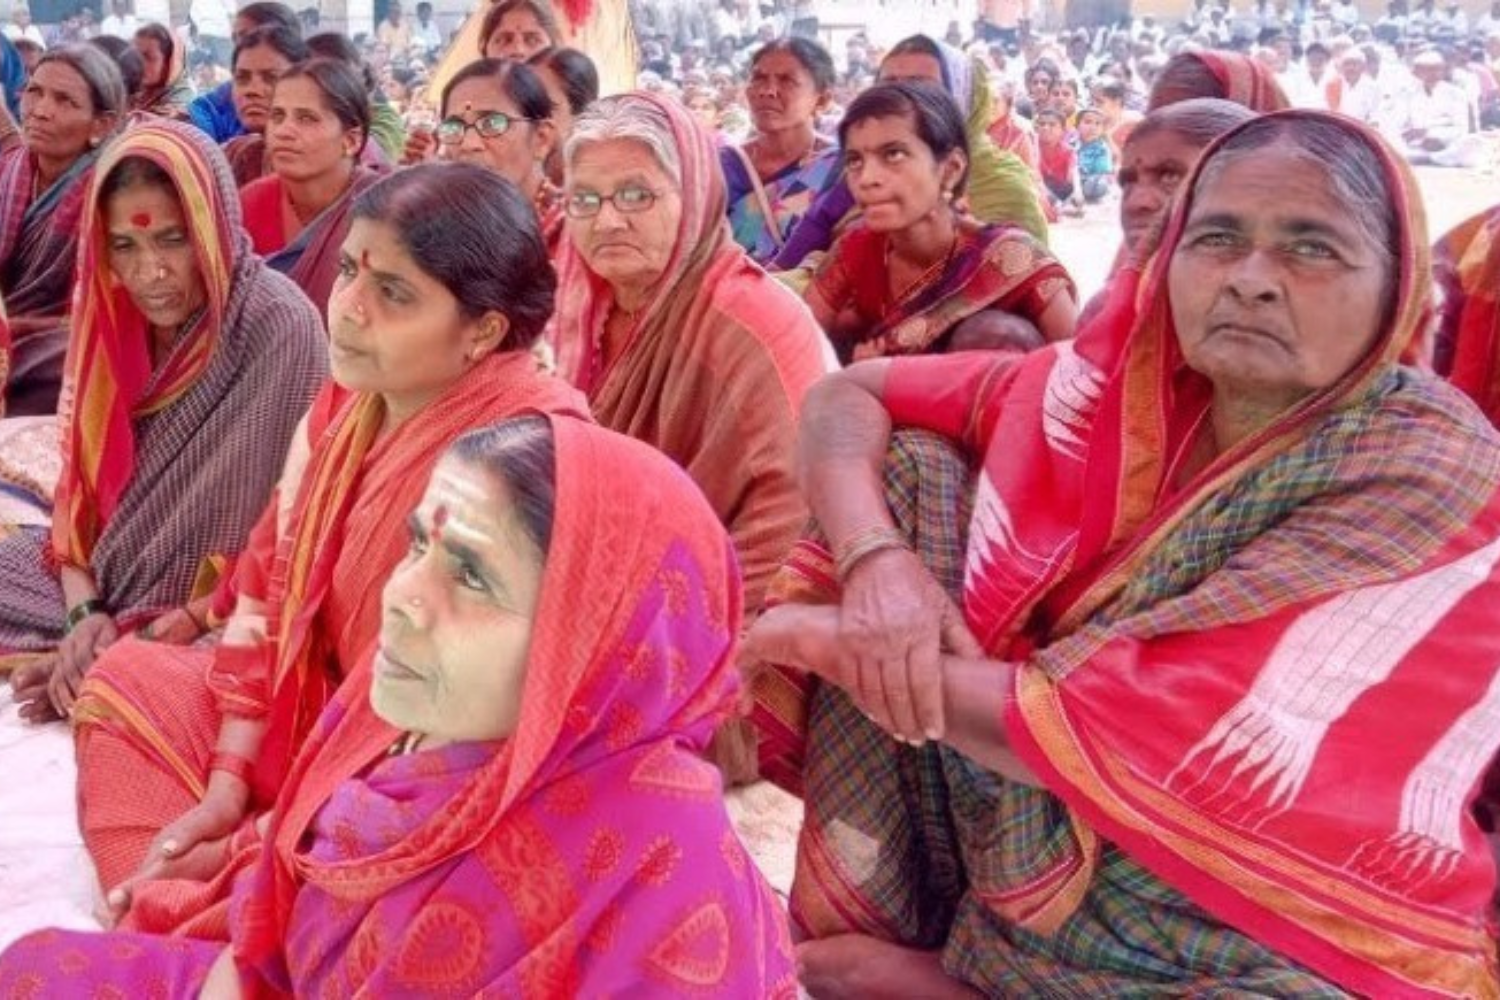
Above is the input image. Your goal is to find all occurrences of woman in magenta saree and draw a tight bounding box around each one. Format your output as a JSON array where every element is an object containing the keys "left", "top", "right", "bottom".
[{"left": 0, "top": 414, "right": 796, "bottom": 998}]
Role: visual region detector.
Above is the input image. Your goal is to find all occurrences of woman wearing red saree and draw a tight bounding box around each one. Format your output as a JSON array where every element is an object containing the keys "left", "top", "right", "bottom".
[
  {"left": 1433, "top": 203, "right": 1500, "bottom": 426},
  {"left": 1147, "top": 49, "right": 1291, "bottom": 112},
  {"left": 71, "top": 162, "right": 589, "bottom": 940},
  {"left": 239, "top": 58, "right": 382, "bottom": 317},
  {"left": 1, "top": 45, "right": 127, "bottom": 415},
  {"left": 220, "top": 26, "right": 309, "bottom": 188},
  {"left": 753, "top": 112, "right": 1500, "bottom": 996},
  {"left": 0, "top": 414, "right": 794, "bottom": 997},
  {"left": 2, "top": 117, "right": 327, "bottom": 720},
  {"left": 804, "top": 81, "right": 1075, "bottom": 363}
]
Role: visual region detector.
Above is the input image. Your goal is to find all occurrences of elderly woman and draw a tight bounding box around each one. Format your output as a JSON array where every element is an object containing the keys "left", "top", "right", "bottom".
[
  {"left": 750, "top": 111, "right": 1500, "bottom": 996},
  {"left": 554, "top": 91, "right": 828, "bottom": 781},
  {"left": 70, "top": 163, "right": 587, "bottom": 939},
  {"left": 0, "top": 44, "right": 126, "bottom": 416},
  {"left": 3, "top": 118, "right": 327, "bottom": 719},
  {"left": 555, "top": 91, "right": 826, "bottom": 617},
  {"left": 0, "top": 415, "right": 795, "bottom": 997}
]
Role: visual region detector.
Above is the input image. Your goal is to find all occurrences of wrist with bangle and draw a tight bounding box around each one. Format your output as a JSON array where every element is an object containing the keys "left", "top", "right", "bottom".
[
  {"left": 834, "top": 523, "right": 911, "bottom": 582},
  {"left": 64, "top": 598, "right": 108, "bottom": 635},
  {"left": 210, "top": 749, "right": 256, "bottom": 786}
]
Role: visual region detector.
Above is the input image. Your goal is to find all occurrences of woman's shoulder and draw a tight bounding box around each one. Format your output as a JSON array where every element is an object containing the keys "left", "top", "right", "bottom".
[
  {"left": 696, "top": 255, "right": 829, "bottom": 389},
  {"left": 234, "top": 266, "right": 326, "bottom": 347}
]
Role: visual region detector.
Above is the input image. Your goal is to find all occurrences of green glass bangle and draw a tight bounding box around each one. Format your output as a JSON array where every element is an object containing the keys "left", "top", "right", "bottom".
[{"left": 64, "top": 598, "right": 108, "bottom": 635}]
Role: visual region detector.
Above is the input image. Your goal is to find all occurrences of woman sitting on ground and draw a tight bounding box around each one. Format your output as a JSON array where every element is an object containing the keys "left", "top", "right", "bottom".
[
  {"left": 0, "top": 45, "right": 126, "bottom": 415},
  {"left": 554, "top": 91, "right": 828, "bottom": 781},
  {"left": 0, "top": 414, "right": 794, "bottom": 997},
  {"left": 239, "top": 58, "right": 382, "bottom": 315},
  {"left": 436, "top": 58, "right": 562, "bottom": 253},
  {"left": 4, "top": 118, "right": 327, "bottom": 721},
  {"left": 220, "top": 25, "right": 309, "bottom": 186},
  {"left": 752, "top": 111, "right": 1500, "bottom": 997},
  {"left": 773, "top": 34, "right": 1048, "bottom": 274},
  {"left": 528, "top": 45, "right": 598, "bottom": 187},
  {"left": 70, "top": 163, "right": 588, "bottom": 940},
  {"left": 805, "top": 82, "right": 1075, "bottom": 363},
  {"left": 721, "top": 37, "right": 842, "bottom": 264},
  {"left": 131, "top": 24, "right": 194, "bottom": 119}
]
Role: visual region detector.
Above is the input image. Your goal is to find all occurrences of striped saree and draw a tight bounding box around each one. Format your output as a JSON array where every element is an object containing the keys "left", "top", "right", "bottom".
[
  {"left": 0, "top": 144, "right": 97, "bottom": 415},
  {"left": 0, "top": 119, "right": 326, "bottom": 669},
  {"left": 757, "top": 112, "right": 1500, "bottom": 996},
  {"left": 72, "top": 351, "right": 589, "bottom": 938}
]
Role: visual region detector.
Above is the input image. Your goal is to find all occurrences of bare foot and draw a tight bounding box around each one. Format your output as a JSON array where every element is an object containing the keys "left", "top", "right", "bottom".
[{"left": 797, "top": 934, "right": 983, "bottom": 1000}]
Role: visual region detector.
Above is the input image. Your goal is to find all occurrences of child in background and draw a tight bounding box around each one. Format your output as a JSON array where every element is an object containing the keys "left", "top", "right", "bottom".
[
  {"left": 1036, "top": 107, "right": 1083, "bottom": 216},
  {"left": 1050, "top": 77, "right": 1082, "bottom": 133},
  {"left": 1076, "top": 106, "right": 1115, "bottom": 203}
]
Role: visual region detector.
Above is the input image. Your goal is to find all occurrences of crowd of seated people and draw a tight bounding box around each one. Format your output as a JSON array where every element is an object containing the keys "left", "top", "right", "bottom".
[{"left": 0, "top": 3, "right": 1496, "bottom": 995}]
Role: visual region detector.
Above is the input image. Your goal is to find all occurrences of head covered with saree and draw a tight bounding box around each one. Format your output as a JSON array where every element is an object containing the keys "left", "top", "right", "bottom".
[
  {"left": 770, "top": 111, "right": 1500, "bottom": 995},
  {"left": 50, "top": 117, "right": 326, "bottom": 619},
  {"left": 553, "top": 89, "right": 730, "bottom": 394},
  {"left": 1147, "top": 50, "right": 1290, "bottom": 111},
  {"left": 237, "top": 415, "right": 797, "bottom": 996}
]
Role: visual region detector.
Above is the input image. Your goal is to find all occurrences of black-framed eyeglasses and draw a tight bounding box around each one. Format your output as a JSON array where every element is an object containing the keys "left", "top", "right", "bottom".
[
  {"left": 564, "top": 186, "right": 664, "bottom": 218},
  {"left": 435, "top": 110, "right": 533, "bottom": 145}
]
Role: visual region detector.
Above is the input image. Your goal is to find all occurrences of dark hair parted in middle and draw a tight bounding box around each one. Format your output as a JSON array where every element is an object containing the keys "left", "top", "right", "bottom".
[
  {"left": 750, "top": 36, "right": 837, "bottom": 92},
  {"left": 837, "top": 80, "right": 971, "bottom": 195},
  {"left": 305, "top": 31, "right": 378, "bottom": 93},
  {"left": 237, "top": 1, "right": 302, "bottom": 35},
  {"left": 275, "top": 57, "right": 372, "bottom": 155},
  {"left": 527, "top": 46, "right": 599, "bottom": 115},
  {"left": 233, "top": 24, "right": 309, "bottom": 71},
  {"left": 441, "top": 57, "right": 554, "bottom": 121},
  {"left": 351, "top": 163, "right": 557, "bottom": 348},
  {"left": 448, "top": 415, "right": 557, "bottom": 558},
  {"left": 479, "top": 0, "right": 561, "bottom": 54}
]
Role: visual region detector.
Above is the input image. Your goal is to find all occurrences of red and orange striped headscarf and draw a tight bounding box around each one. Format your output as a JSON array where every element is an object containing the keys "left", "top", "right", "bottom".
[{"left": 51, "top": 117, "right": 244, "bottom": 570}]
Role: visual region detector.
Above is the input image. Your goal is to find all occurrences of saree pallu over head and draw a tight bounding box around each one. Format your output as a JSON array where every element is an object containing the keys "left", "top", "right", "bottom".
[
  {"left": 932, "top": 38, "right": 1049, "bottom": 245},
  {"left": 0, "top": 142, "right": 96, "bottom": 321},
  {"left": 784, "top": 111, "right": 1500, "bottom": 996},
  {"left": 236, "top": 417, "right": 796, "bottom": 997},
  {"left": 1434, "top": 205, "right": 1500, "bottom": 425},
  {"left": 247, "top": 351, "right": 590, "bottom": 806},
  {"left": 48, "top": 118, "right": 327, "bottom": 622},
  {"left": 1184, "top": 50, "right": 1290, "bottom": 111},
  {"left": 553, "top": 90, "right": 828, "bottom": 612}
]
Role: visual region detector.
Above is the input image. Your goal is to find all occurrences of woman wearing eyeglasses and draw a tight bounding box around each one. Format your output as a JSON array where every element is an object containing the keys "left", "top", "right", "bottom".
[
  {"left": 435, "top": 59, "right": 562, "bottom": 253},
  {"left": 239, "top": 58, "right": 383, "bottom": 318},
  {"left": 553, "top": 91, "right": 829, "bottom": 782}
]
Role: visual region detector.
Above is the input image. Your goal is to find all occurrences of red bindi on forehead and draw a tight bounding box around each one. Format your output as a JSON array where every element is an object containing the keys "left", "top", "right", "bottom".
[
  {"left": 131, "top": 212, "right": 152, "bottom": 228},
  {"left": 431, "top": 504, "right": 449, "bottom": 542}
]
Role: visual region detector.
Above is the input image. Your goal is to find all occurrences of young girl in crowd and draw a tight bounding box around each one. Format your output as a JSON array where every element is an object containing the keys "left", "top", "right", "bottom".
[{"left": 804, "top": 81, "right": 1074, "bottom": 361}]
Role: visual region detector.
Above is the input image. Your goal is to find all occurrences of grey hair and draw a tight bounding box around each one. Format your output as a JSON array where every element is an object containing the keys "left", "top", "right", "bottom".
[
  {"left": 35, "top": 44, "right": 128, "bottom": 118},
  {"left": 1193, "top": 116, "right": 1397, "bottom": 272},
  {"left": 563, "top": 93, "right": 682, "bottom": 189},
  {"left": 1129, "top": 97, "right": 1255, "bottom": 150}
]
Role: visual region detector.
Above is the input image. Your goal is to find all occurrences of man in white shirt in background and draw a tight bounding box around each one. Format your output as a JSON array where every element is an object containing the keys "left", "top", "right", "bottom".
[
  {"left": 1392, "top": 49, "right": 1472, "bottom": 164},
  {"left": 1330, "top": 48, "right": 1380, "bottom": 121},
  {"left": 3, "top": 5, "right": 45, "bottom": 47},
  {"left": 99, "top": 0, "right": 140, "bottom": 39}
]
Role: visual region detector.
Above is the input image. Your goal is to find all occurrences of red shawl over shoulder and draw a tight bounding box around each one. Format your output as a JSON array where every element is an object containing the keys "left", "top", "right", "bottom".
[
  {"left": 1434, "top": 205, "right": 1500, "bottom": 424},
  {"left": 235, "top": 417, "right": 795, "bottom": 997}
]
